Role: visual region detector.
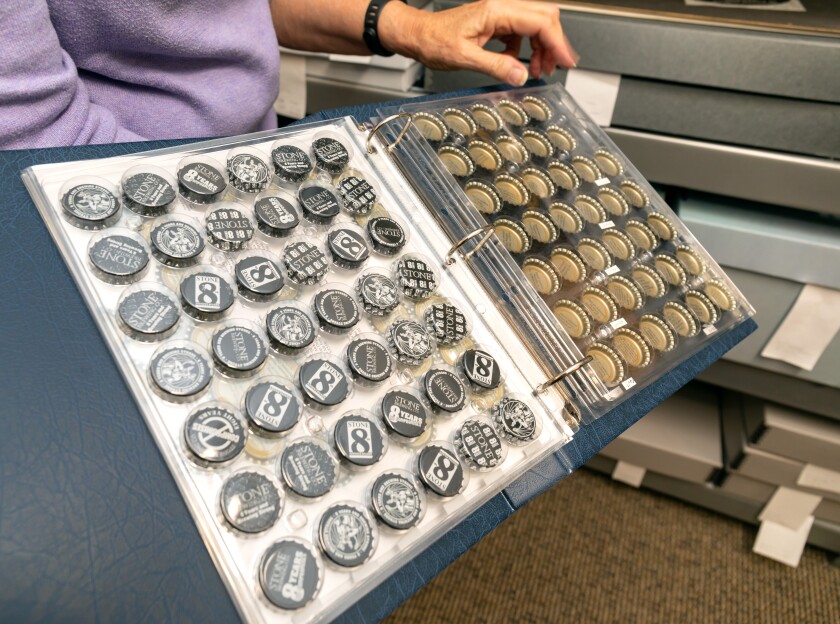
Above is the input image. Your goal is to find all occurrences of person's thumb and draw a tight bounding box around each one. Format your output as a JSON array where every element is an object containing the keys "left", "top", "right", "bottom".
[{"left": 462, "top": 45, "right": 529, "bottom": 86}]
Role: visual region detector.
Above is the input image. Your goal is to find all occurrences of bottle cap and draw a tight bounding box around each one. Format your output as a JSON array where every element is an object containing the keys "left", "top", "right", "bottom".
[
  {"left": 442, "top": 107, "right": 478, "bottom": 136},
  {"left": 521, "top": 129, "right": 553, "bottom": 158},
  {"left": 318, "top": 503, "right": 376, "bottom": 567},
  {"left": 437, "top": 144, "right": 476, "bottom": 177},
  {"left": 298, "top": 357, "right": 350, "bottom": 407},
  {"left": 470, "top": 103, "right": 503, "bottom": 132},
  {"left": 492, "top": 397, "right": 538, "bottom": 443},
  {"left": 312, "top": 137, "right": 350, "bottom": 174},
  {"left": 370, "top": 471, "right": 424, "bottom": 530},
  {"left": 338, "top": 175, "right": 377, "bottom": 215},
  {"left": 150, "top": 343, "right": 212, "bottom": 401},
  {"left": 226, "top": 151, "right": 271, "bottom": 193},
  {"left": 356, "top": 272, "right": 400, "bottom": 316},
  {"left": 493, "top": 174, "right": 530, "bottom": 206},
  {"left": 117, "top": 285, "right": 180, "bottom": 341},
  {"left": 271, "top": 144, "right": 313, "bottom": 183},
  {"left": 312, "top": 288, "right": 360, "bottom": 333},
  {"left": 395, "top": 256, "right": 437, "bottom": 300},
  {"left": 585, "top": 343, "right": 625, "bottom": 387},
  {"left": 417, "top": 443, "right": 466, "bottom": 497},
  {"left": 122, "top": 169, "right": 176, "bottom": 216},
  {"left": 594, "top": 149, "right": 624, "bottom": 177},
  {"left": 423, "top": 302, "right": 468, "bottom": 345},
  {"left": 279, "top": 438, "right": 338, "bottom": 498},
  {"left": 89, "top": 231, "right": 150, "bottom": 284},
  {"left": 521, "top": 95, "right": 552, "bottom": 122},
  {"left": 205, "top": 206, "right": 254, "bottom": 252},
  {"left": 570, "top": 155, "right": 601, "bottom": 183},
  {"left": 327, "top": 227, "right": 370, "bottom": 269},
  {"left": 387, "top": 320, "right": 433, "bottom": 366},
  {"left": 496, "top": 99, "right": 529, "bottom": 126},
  {"left": 465, "top": 180, "right": 502, "bottom": 214},
  {"left": 346, "top": 337, "right": 393, "bottom": 384},
  {"left": 334, "top": 413, "right": 386, "bottom": 466},
  {"left": 283, "top": 240, "right": 329, "bottom": 285},
  {"left": 259, "top": 539, "right": 322, "bottom": 610},
  {"left": 183, "top": 403, "right": 245, "bottom": 464},
  {"left": 381, "top": 389, "right": 428, "bottom": 439},
  {"left": 177, "top": 160, "right": 226, "bottom": 204},
  {"left": 620, "top": 181, "right": 650, "bottom": 208},
  {"left": 244, "top": 380, "right": 302, "bottom": 436},
  {"left": 613, "top": 328, "right": 652, "bottom": 368},
  {"left": 367, "top": 217, "right": 406, "bottom": 255},
  {"left": 235, "top": 255, "right": 284, "bottom": 300},
  {"left": 466, "top": 139, "right": 503, "bottom": 171},
  {"left": 423, "top": 368, "right": 467, "bottom": 413},
  {"left": 211, "top": 323, "right": 267, "bottom": 377},
  {"left": 546, "top": 125, "right": 576, "bottom": 151},
  {"left": 265, "top": 304, "right": 317, "bottom": 352},
  {"left": 298, "top": 184, "right": 342, "bottom": 225},
  {"left": 221, "top": 470, "right": 282, "bottom": 533},
  {"left": 180, "top": 270, "right": 235, "bottom": 320},
  {"left": 461, "top": 349, "right": 502, "bottom": 391},
  {"left": 454, "top": 419, "right": 504, "bottom": 470},
  {"left": 552, "top": 299, "right": 592, "bottom": 338},
  {"left": 254, "top": 195, "right": 300, "bottom": 238},
  {"left": 412, "top": 112, "right": 449, "bottom": 141}
]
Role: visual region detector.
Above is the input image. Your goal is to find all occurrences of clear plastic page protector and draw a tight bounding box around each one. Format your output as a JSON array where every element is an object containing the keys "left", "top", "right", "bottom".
[
  {"left": 22, "top": 117, "right": 575, "bottom": 624},
  {"left": 377, "top": 84, "right": 755, "bottom": 421}
]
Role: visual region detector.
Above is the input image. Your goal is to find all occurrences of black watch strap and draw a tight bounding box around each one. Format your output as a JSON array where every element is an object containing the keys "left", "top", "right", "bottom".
[{"left": 363, "top": 0, "right": 404, "bottom": 57}]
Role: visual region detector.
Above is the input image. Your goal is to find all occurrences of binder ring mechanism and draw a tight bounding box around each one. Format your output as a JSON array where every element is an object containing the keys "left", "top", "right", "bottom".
[
  {"left": 366, "top": 112, "right": 413, "bottom": 155},
  {"left": 534, "top": 355, "right": 593, "bottom": 396},
  {"left": 445, "top": 224, "right": 496, "bottom": 266}
]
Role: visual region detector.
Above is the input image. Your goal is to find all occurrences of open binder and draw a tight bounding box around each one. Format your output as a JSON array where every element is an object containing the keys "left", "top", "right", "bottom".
[{"left": 21, "top": 83, "right": 753, "bottom": 623}]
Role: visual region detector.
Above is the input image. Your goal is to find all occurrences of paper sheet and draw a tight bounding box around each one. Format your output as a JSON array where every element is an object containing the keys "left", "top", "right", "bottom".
[
  {"left": 564, "top": 69, "right": 621, "bottom": 127},
  {"left": 761, "top": 284, "right": 840, "bottom": 371},
  {"left": 612, "top": 460, "right": 646, "bottom": 488},
  {"left": 753, "top": 516, "right": 814, "bottom": 568},
  {"left": 798, "top": 464, "right": 840, "bottom": 496},
  {"left": 275, "top": 52, "right": 307, "bottom": 120},
  {"left": 758, "top": 486, "right": 821, "bottom": 531}
]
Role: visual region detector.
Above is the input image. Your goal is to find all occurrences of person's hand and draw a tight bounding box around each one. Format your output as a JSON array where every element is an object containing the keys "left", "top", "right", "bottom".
[{"left": 380, "top": 0, "right": 578, "bottom": 86}]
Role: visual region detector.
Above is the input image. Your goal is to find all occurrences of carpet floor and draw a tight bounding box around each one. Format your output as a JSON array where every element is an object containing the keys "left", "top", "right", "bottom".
[{"left": 385, "top": 469, "right": 840, "bottom": 624}]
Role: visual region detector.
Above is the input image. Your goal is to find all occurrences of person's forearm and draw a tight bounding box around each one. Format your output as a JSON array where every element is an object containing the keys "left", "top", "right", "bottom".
[{"left": 272, "top": 0, "right": 420, "bottom": 55}]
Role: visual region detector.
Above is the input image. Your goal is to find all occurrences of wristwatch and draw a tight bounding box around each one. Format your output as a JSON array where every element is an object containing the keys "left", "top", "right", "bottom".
[{"left": 363, "top": 0, "right": 406, "bottom": 57}]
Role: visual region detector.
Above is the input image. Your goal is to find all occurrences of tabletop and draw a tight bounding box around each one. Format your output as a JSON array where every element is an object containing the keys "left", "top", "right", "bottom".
[{"left": 0, "top": 86, "right": 755, "bottom": 623}]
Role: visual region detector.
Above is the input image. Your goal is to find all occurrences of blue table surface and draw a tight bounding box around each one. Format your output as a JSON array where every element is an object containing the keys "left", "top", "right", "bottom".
[{"left": 0, "top": 86, "right": 755, "bottom": 623}]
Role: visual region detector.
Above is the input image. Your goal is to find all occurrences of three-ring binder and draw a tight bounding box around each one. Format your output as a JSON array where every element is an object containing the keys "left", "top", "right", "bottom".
[
  {"left": 445, "top": 224, "right": 496, "bottom": 266},
  {"left": 366, "top": 112, "right": 413, "bottom": 155}
]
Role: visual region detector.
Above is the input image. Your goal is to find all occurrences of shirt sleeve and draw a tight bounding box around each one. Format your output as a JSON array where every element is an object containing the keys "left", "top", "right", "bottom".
[{"left": 0, "top": 0, "right": 146, "bottom": 149}]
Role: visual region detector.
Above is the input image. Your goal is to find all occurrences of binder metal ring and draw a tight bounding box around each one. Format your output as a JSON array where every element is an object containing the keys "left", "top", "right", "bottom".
[
  {"left": 366, "top": 112, "right": 413, "bottom": 155},
  {"left": 445, "top": 224, "right": 496, "bottom": 266},
  {"left": 534, "top": 355, "right": 593, "bottom": 395}
]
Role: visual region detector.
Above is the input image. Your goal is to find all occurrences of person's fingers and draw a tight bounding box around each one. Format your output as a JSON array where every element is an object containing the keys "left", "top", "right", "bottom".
[
  {"left": 459, "top": 43, "right": 529, "bottom": 85},
  {"left": 498, "top": 5, "right": 578, "bottom": 69},
  {"left": 529, "top": 44, "right": 542, "bottom": 79},
  {"left": 500, "top": 34, "right": 523, "bottom": 59}
]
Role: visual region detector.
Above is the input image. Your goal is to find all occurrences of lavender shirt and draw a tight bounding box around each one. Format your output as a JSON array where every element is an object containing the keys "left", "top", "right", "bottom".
[{"left": 0, "top": 0, "right": 280, "bottom": 149}]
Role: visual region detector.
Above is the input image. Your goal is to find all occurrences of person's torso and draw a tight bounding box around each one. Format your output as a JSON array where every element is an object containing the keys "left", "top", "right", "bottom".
[{"left": 48, "top": 0, "right": 280, "bottom": 138}]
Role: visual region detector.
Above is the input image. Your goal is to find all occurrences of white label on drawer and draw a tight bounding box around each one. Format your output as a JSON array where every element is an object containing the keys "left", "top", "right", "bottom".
[
  {"left": 598, "top": 220, "right": 615, "bottom": 230},
  {"left": 620, "top": 377, "right": 636, "bottom": 391},
  {"left": 595, "top": 178, "right": 610, "bottom": 187},
  {"left": 564, "top": 69, "right": 621, "bottom": 127},
  {"left": 758, "top": 486, "right": 821, "bottom": 530},
  {"left": 761, "top": 284, "right": 840, "bottom": 371},
  {"left": 702, "top": 324, "right": 717, "bottom": 335},
  {"left": 609, "top": 318, "right": 627, "bottom": 330},
  {"left": 798, "top": 464, "right": 840, "bottom": 496},
  {"left": 612, "top": 460, "right": 645, "bottom": 488},
  {"left": 604, "top": 265, "right": 620, "bottom": 275}
]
